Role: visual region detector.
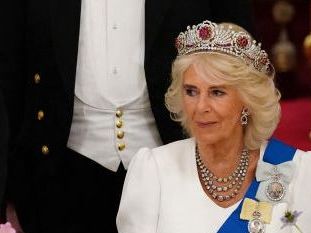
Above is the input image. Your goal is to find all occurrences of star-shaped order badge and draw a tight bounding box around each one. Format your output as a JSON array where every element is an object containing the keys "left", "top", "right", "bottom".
[
  {"left": 240, "top": 198, "right": 273, "bottom": 233},
  {"left": 255, "top": 160, "right": 295, "bottom": 204}
]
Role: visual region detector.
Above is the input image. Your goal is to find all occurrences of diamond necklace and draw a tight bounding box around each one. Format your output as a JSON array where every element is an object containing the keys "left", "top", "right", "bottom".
[{"left": 195, "top": 144, "right": 250, "bottom": 202}]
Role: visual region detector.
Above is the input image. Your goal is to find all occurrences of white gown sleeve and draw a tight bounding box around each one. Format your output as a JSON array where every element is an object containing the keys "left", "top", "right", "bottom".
[
  {"left": 290, "top": 150, "right": 311, "bottom": 232},
  {"left": 117, "top": 147, "right": 160, "bottom": 233}
]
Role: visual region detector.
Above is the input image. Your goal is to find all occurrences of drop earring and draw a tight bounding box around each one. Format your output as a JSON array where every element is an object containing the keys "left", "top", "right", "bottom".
[{"left": 241, "top": 108, "right": 249, "bottom": 126}]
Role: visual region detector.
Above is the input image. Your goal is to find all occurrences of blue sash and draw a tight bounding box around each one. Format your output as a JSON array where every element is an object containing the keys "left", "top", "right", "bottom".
[{"left": 217, "top": 138, "right": 296, "bottom": 233}]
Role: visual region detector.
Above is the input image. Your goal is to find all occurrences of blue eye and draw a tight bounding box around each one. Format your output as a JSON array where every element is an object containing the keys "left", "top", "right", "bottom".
[
  {"left": 211, "top": 89, "right": 225, "bottom": 96},
  {"left": 185, "top": 88, "right": 198, "bottom": 97}
]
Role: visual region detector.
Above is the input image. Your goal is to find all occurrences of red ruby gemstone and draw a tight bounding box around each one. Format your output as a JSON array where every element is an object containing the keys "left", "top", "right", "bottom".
[
  {"left": 199, "top": 26, "right": 212, "bottom": 40},
  {"left": 237, "top": 36, "right": 249, "bottom": 48},
  {"left": 259, "top": 53, "right": 268, "bottom": 64},
  {"left": 175, "top": 37, "right": 182, "bottom": 49}
]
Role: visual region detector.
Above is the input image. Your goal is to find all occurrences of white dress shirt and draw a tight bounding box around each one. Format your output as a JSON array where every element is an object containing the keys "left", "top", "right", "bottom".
[
  {"left": 67, "top": 0, "right": 162, "bottom": 171},
  {"left": 74, "top": 0, "right": 147, "bottom": 106},
  {"left": 117, "top": 138, "right": 311, "bottom": 233}
]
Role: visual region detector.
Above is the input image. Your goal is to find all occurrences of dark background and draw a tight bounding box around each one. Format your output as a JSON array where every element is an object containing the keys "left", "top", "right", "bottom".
[
  {"left": 251, "top": 0, "right": 311, "bottom": 150},
  {"left": 252, "top": 0, "right": 311, "bottom": 99}
]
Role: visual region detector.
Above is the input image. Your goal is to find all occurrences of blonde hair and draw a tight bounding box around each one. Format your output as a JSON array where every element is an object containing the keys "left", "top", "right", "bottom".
[{"left": 165, "top": 52, "right": 281, "bottom": 150}]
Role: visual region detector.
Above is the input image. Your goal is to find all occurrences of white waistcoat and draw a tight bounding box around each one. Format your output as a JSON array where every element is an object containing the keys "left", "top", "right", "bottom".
[{"left": 67, "top": 0, "right": 162, "bottom": 171}]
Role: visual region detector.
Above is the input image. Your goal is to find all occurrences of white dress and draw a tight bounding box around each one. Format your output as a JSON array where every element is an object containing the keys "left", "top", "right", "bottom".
[{"left": 117, "top": 138, "right": 311, "bottom": 233}]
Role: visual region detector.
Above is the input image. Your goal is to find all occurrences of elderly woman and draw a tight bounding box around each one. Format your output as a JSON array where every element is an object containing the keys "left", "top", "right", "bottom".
[{"left": 117, "top": 20, "right": 311, "bottom": 233}]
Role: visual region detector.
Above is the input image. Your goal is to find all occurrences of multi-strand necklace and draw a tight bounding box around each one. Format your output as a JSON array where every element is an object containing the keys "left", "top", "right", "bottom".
[{"left": 195, "top": 144, "right": 250, "bottom": 202}]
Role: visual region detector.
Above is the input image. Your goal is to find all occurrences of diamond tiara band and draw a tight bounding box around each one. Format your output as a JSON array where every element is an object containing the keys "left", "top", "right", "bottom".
[{"left": 175, "top": 20, "right": 275, "bottom": 78}]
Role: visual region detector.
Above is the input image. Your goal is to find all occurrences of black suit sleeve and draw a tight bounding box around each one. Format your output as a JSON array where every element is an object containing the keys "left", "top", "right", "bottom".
[
  {"left": 0, "top": 0, "right": 27, "bottom": 145},
  {"left": 0, "top": 89, "right": 8, "bottom": 216}
]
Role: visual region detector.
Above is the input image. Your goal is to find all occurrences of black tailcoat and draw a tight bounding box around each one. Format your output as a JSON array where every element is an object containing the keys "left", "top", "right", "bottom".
[
  {"left": 0, "top": 90, "right": 8, "bottom": 219},
  {"left": 0, "top": 0, "right": 251, "bottom": 232}
]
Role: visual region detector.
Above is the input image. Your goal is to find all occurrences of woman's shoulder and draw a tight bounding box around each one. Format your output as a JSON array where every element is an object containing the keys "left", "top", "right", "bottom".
[
  {"left": 294, "top": 148, "right": 311, "bottom": 159},
  {"left": 293, "top": 149, "right": 311, "bottom": 174},
  {"left": 131, "top": 138, "right": 194, "bottom": 167},
  {"left": 258, "top": 139, "right": 310, "bottom": 184},
  {"left": 260, "top": 138, "right": 310, "bottom": 161},
  {"left": 153, "top": 137, "right": 194, "bottom": 153}
]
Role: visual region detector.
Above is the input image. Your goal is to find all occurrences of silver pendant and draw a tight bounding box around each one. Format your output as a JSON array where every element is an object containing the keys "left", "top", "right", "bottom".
[
  {"left": 265, "top": 180, "right": 285, "bottom": 201},
  {"left": 248, "top": 218, "right": 265, "bottom": 233}
]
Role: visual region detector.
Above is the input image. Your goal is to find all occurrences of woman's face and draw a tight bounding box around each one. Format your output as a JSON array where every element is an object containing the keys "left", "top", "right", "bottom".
[{"left": 182, "top": 65, "right": 245, "bottom": 145}]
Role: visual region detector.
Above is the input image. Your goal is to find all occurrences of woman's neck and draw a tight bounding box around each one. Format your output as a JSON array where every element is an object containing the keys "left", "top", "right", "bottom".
[{"left": 196, "top": 136, "right": 245, "bottom": 176}]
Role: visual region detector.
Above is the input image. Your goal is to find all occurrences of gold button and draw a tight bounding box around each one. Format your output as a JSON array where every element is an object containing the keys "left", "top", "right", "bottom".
[
  {"left": 116, "top": 109, "right": 123, "bottom": 118},
  {"left": 116, "top": 119, "right": 123, "bottom": 128},
  {"left": 117, "top": 143, "right": 125, "bottom": 151},
  {"left": 37, "top": 110, "right": 45, "bottom": 120},
  {"left": 41, "top": 145, "right": 49, "bottom": 155},
  {"left": 117, "top": 131, "right": 124, "bottom": 139},
  {"left": 34, "top": 73, "right": 41, "bottom": 84}
]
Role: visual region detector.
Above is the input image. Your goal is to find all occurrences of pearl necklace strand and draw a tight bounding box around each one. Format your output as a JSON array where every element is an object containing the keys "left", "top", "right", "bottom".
[{"left": 195, "top": 144, "right": 250, "bottom": 202}]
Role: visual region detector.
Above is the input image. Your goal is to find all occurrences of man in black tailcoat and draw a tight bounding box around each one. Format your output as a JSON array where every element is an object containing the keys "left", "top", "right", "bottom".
[{"left": 0, "top": 0, "right": 251, "bottom": 232}]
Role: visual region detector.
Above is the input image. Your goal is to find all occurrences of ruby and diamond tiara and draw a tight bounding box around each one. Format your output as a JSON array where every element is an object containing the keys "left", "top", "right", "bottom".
[{"left": 175, "top": 20, "right": 275, "bottom": 78}]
